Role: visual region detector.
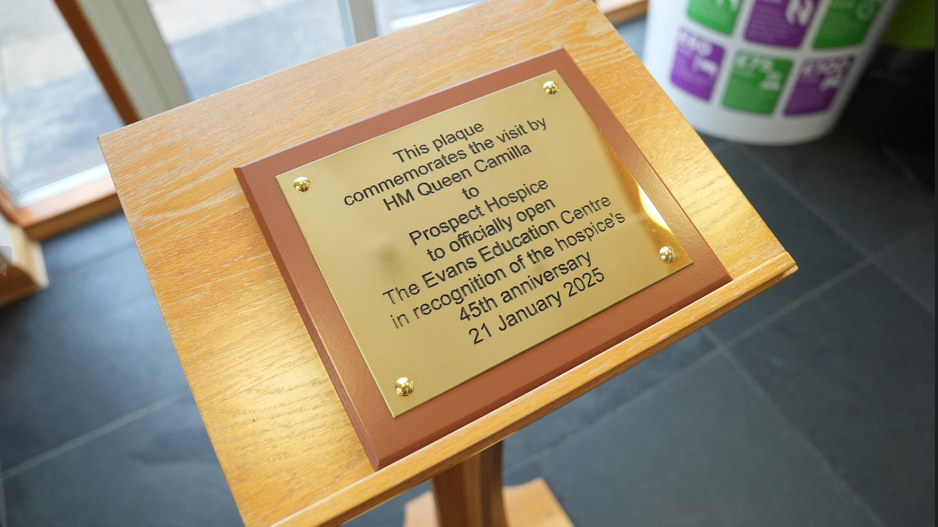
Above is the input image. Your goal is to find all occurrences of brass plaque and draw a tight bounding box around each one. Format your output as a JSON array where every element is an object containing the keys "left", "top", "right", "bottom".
[{"left": 277, "top": 72, "right": 691, "bottom": 416}]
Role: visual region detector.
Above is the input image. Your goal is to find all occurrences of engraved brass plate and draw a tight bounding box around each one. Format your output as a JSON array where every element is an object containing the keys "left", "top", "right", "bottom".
[{"left": 277, "top": 72, "right": 691, "bottom": 416}]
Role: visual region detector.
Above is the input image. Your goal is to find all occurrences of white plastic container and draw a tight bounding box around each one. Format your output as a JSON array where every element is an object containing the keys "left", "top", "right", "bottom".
[{"left": 644, "top": 0, "right": 899, "bottom": 144}]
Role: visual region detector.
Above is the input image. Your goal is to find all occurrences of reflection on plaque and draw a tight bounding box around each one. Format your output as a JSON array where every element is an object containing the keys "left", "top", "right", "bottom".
[
  {"left": 237, "top": 49, "right": 730, "bottom": 467},
  {"left": 276, "top": 73, "right": 691, "bottom": 416}
]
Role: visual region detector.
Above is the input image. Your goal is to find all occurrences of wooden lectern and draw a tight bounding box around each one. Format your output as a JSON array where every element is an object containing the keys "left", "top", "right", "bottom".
[{"left": 99, "top": 0, "right": 796, "bottom": 525}]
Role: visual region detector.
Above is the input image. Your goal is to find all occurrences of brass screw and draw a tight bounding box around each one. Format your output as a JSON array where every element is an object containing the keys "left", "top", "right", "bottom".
[
  {"left": 659, "top": 246, "right": 676, "bottom": 263},
  {"left": 293, "top": 176, "right": 311, "bottom": 193},
  {"left": 395, "top": 377, "right": 415, "bottom": 397},
  {"left": 543, "top": 81, "right": 559, "bottom": 95}
]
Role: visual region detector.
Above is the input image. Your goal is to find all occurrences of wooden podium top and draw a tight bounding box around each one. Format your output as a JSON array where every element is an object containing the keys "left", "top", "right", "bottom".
[{"left": 99, "top": 0, "right": 795, "bottom": 525}]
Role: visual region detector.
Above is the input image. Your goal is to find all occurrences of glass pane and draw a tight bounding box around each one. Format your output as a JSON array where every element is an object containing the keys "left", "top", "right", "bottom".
[
  {"left": 372, "top": 0, "right": 479, "bottom": 35},
  {"left": 0, "top": 0, "right": 122, "bottom": 205},
  {"left": 146, "top": 0, "right": 348, "bottom": 101}
]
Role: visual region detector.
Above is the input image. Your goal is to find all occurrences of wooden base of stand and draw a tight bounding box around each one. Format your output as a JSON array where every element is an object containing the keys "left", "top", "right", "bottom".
[
  {"left": 402, "top": 443, "right": 575, "bottom": 527},
  {"left": 0, "top": 218, "right": 48, "bottom": 307},
  {"left": 404, "top": 479, "right": 574, "bottom": 527}
]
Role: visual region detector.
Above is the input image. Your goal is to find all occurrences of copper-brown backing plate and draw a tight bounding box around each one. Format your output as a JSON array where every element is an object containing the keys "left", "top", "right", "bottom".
[{"left": 236, "top": 48, "right": 731, "bottom": 469}]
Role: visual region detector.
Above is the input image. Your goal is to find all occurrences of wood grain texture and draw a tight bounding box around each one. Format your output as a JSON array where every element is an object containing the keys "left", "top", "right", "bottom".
[
  {"left": 431, "top": 444, "right": 507, "bottom": 527},
  {"left": 98, "top": 0, "right": 794, "bottom": 525}
]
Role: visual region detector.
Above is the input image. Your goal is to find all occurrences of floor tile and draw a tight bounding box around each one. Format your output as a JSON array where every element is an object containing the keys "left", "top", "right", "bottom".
[
  {"left": 742, "top": 103, "right": 935, "bottom": 255},
  {"left": 698, "top": 133, "right": 727, "bottom": 152},
  {"left": 3, "top": 395, "right": 243, "bottom": 527},
  {"left": 877, "top": 221, "right": 935, "bottom": 312},
  {"left": 343, "top": 482, "right": 430, "bottom": 527},
  {"left": 503, "top": 457, "right": 545, "bottom": 487},
  {"left": 0, "top": 246, "right": 188, "bottom": 469},
  {"left": 506, "top": 330, "right": 714, "bottom": 467},
  {"left": 708, "top": 145, "right": 864, "bottom": 342},
  {"left": 883, "top": 144, "right": 935, "bottom": 193},
  {"left": 20, "top": 243, "right": 157, "bottom": 318},
  {"left": 730, "top": 266, "right": 935, "bottom": 527},
  {"left": 41, "top": 212, "right": 136, "bottom": 275},
  {"left": 0, "top": 463, "right": 6, "bottom": 527},
  {"left": 502, "top": 432, "right": 530, "bottom": 471},
  {"left": 537, "top": 355, "right": 880, "bottom": 527}
]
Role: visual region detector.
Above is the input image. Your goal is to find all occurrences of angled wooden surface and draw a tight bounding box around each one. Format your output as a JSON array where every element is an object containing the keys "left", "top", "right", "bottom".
[{"left": 98, "top": 0, "right": 795, "bottom": 526}]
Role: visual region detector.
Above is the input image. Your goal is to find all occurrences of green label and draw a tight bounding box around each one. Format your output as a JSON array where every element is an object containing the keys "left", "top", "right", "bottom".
[
  {"left": 687, "top": 0, "right": 742, "bottom": 34},
  {"left": 722, "top": 51, "right": 793, "bottom": 114},
  {"left": 813, "top": 0, "right": 883, "bottom": 48}
]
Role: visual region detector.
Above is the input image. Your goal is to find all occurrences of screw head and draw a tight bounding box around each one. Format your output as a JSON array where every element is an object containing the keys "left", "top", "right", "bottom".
[
  {"left": 293, "top": 176, "right": 311, "bottom": 193},
  {"left": 395, "top": 377, "right": 415, "bottom": 397},
  {"left": 659, "top": 246, "right": 676, "bottom": 263},
  {"left": 543, "top": 81, "right": 559, "bottom": 95}
]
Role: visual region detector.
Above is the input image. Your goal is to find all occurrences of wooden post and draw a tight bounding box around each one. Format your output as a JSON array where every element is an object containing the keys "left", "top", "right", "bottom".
[
  {"left": 432, "top": 443, "right": 508, "bottom": 527},
  {"left": 404, "top": 441, "right": 575, "bottom": 527}
]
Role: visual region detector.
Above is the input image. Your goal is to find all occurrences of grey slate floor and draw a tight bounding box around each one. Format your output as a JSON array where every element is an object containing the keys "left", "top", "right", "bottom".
[{"left": 1, "top": 17, "right": 935, "bottom": 527}]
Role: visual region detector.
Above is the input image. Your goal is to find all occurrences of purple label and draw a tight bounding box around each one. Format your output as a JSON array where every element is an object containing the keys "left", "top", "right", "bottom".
[
  {"left": 744, "top": 0, "right": 818, "bottom": 48},
  {"left": 784, "top": 56, "right": 854, "bottom": 115},
  {"left": 670, "top": 28, "right": 726, "bottom": 101}
]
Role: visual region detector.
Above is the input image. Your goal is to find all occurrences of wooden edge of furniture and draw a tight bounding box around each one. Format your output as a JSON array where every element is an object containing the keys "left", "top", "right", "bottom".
[
  {"left": 597, "top": 0, "right": 648, "bottom": 25},
  {"left": 0, "top": 221, "right": 49, "bottom": 307},
  {"left": 430, "top": 443, "right": 508, "bottom": 527},
  {"left": 98, "top": 1, "right": 795, "bottom": 525},
  {"left": 0, "top": 176, "right": 121, "bottom": 241}
]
